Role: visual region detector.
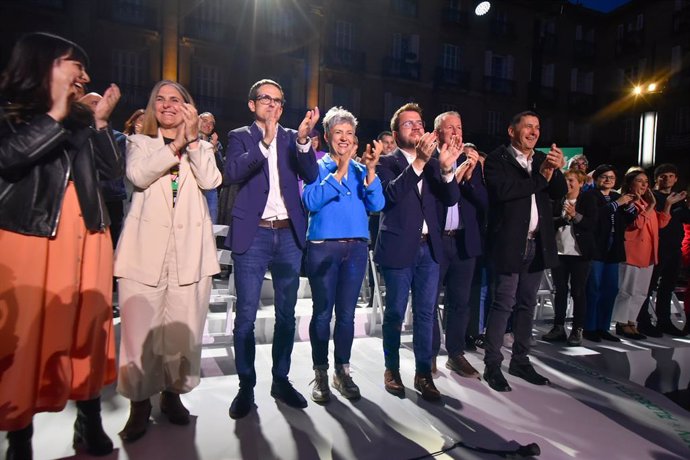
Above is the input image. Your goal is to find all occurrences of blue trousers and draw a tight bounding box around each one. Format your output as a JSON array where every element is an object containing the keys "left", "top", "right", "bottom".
[
  {"left": 306, "top": 240, "right": 368, "bottom": 369},
  {"left": 381, "top": 241, "right": 439, "bottom": 374},
  {"left": 585, "top": 260, "right": 619, "bottom": 331},
  {"left": 232, "top": 227, "right": 302, "bottom": 388}
]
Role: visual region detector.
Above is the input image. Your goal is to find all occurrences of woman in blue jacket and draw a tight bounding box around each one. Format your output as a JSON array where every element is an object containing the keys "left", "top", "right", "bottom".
[{"left": 302, "top": 106, "right": 384, "bottom": 404}]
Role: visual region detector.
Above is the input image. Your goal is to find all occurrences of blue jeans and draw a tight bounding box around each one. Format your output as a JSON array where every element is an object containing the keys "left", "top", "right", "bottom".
[
  {"left": 232, "top": 227, "right": 302, "bottom": 388},
  {"left": 484, "top": 239, "right": 541, "bottom": 368},
  {"left": 204, "top": 189, "right": 218, "bottom": 224},
  {"left": 585, "top": 260, "right": 619, "bottom": 331},
  {"left": 381, "top": 241, "right": 439, "bottom": 374},
  {"left": 306, "top": 240, "right": 368, "bottom": 369}
]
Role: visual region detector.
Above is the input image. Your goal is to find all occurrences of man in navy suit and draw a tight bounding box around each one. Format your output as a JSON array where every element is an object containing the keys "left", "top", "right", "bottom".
[
  {"left": 482, "top": 111, "right": 566, "bottom": 392},
  {"left": 375, "top": 103, "right": 460, "bottom": 401},
  {"left": 430, "top": 111, "right": 488, "bottom": 380},
  {"left": 224, "top": 79, "right": 319, "bottom": 418}
]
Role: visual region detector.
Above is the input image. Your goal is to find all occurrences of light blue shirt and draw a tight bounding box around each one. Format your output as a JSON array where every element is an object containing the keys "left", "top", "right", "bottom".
[{"left": 303, "top": 154, "right": 385, "bottom": 240}]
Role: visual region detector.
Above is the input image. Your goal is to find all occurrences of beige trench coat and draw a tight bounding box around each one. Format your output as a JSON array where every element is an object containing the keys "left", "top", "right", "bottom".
[{"left": 114, "top": 132, "right": 222, "bottom": 286}]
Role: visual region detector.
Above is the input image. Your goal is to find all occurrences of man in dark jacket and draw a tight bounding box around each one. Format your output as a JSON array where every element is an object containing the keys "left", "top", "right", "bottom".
[{"left": 482, "top": 111, "right": 567, "bottom": 392}]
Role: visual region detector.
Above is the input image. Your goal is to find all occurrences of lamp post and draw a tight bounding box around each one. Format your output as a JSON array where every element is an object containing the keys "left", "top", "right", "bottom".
[{"left": 633, "top": 82, "right": 661, "bottom": 168}]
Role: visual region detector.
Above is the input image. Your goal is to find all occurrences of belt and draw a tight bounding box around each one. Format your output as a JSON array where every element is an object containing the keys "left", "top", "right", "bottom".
[
  {"left": 442, "top": 230, "right": 457, "bottom": 237},
  {"left": 420, "top": 233, "right": 428, "bottom": 243},
  {"left": 258, "top": 219, "right": 291, "bottom": 229}
]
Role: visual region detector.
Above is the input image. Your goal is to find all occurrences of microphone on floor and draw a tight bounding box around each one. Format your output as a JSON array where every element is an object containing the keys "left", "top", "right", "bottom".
[{"left": 409, "top": 440, "right": 541, "bottom": 459}]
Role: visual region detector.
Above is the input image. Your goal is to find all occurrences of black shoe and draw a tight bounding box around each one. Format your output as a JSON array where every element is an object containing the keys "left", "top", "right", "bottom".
[
  {"left": 160, "top": 391, "right": 190, "bottom": 425},
  {"left": 508, "top": 362, "right": 550, "bottom": 386},
  {"left": 483, "top": 366, "right": 511, "bottom": 392},
  {"left": 120, "top": 399, "right": 152, "bottom": 443},
  {"left": 542, "top": 325, "right": 567, "bottom": 342},
  {"left": 658, "top": 323, "right": 686, "bottom": 337},
  {"left": 271, "top": 380, "right": 308, "bottom": 409},
  {"left": 7, "top": 423, "right": 33, "bottom": 460},
  {"left": 567, "top": 328, "right": 583, "bottom": 347},
  {"left": 229, "top": 388, "right": 254, "bottom": 419},
  {"left": 599, "top": 330, "right": 621, "bottom": 342},
  {"left": 74, "top": 398, "right": 114, "bottom": 456},
  {"left": 582, "top": 330, "right": 601, "bottom": 342},
  {"left": 637, "top": 323, "right": 662, "bottom": 338},
  {"left": 474, "top": 334, "right": 486, "bottom": 349},
  {"left": 465, "top": 335, "right": 478, "bottom": 352}
]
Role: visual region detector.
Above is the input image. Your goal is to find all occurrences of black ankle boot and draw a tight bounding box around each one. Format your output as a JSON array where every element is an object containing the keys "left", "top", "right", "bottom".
[
  {"left": 6, "top": 422, "right": 33, "bottom": 460},
  {"left": 120, "top": 399, "right": 152, "bottom": 443},
  {"left": 74, "top": 397, "right": 114, "bottom": 456}
]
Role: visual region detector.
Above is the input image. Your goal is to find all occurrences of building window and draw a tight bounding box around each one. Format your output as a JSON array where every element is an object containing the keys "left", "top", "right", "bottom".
[
  {"left": 113, "top": 0, "right": 146, "bottom": 24},
  {"left": 542, "top": 63, "right": 555, "bottom": 87},
  {"left": 392, "top": 0, "right": 418, "bottom": 17},
  {"left": 623, "top": 117, "right": 636, "bottom": 143},
  {"left": 441, "top": 43, "right": 459, "bottom": 70},
  {"left": 112, "top": 50, "right": 142, "bottom": 87},
  {"left": 570, "top": 68, "right": 593, "bottom": 94},
  {"left": 187, "top": 0, "right": 226, "bottom": 41},
  {"left": 269, "top": 8, "right": 295, "bottom": 40},
  {"left": 487, "top": 110, "right": 503, "bottom": 136},
  {"left": 335, "top": 21, "right": 353, "bottom": 50},
  {"left": 675, "top": 106, "right": 690, "bottom": 133},
  {"left": 384, "top": 92, "right": 408, "bottom": 126},
  {"left": 193, "top": 64, "right": 221, "bottom": 99}
]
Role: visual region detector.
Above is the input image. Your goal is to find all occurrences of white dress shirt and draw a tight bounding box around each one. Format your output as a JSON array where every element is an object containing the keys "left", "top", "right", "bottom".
[{"left": 510, "top": 145, "right": 539, "bottom": 237}]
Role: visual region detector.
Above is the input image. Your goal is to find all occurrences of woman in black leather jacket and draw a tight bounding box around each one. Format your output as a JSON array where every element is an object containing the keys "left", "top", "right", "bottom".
[{"left": 0, "top": 32, "right": 122, "bottom": 459}]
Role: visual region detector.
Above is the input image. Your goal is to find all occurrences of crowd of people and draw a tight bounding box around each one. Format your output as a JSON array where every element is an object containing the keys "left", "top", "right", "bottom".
[{"left": 1, "top": 32, "right": 690, "bottom": 459}]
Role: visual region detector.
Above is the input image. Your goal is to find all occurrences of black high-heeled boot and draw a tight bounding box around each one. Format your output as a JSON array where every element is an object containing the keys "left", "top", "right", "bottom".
[
  {"left": 6, "top": 422, "right": 33, "bottom": 460},
  {"left": 73, "top": 397, "right": 114, "bottom": 456},
  {"left": 119, "top": 399, "right": 152, "bottom": 443}
]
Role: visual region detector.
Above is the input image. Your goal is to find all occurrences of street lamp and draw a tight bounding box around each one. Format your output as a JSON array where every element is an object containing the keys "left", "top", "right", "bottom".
[
  {"left": 633, "top": 82, "right": 662, "bottom": 167},
  {"left": 474, "top": 1, "right": 491, "bottom": 16}
]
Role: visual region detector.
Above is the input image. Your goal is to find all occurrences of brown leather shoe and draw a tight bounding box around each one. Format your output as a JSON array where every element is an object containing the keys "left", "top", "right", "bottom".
[
  {"left": 414, "top": 373, "right": 441, "bottom": 401},
  {"left": 119, "top": 399, "right": 152, "bottom": 443},
  {"left": 384, "top": 368, "right": 405, "bottom": 396},
  {"left": 160, "top": 391, "right": 190, "bottom": 425},
  {"left": 446, "top": 354, "right": 481, "bottom": 379}
]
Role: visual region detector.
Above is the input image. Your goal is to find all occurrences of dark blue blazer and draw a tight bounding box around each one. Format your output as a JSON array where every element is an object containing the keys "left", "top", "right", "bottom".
[
  {"left": 448, "top": 153, "right": 488, "bottom": 259},
  {"left": 374, "top": 149, "right": 460, "bottom": 268},
  {"left": 224, "top": 122, "right": 318, "bottom": 253}
]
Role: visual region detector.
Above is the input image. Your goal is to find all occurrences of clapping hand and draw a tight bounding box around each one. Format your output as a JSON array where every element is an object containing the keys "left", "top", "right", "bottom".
[
  {"left": 93, "top": 84, "right": 121, "bottom": 129},
  {"left": 297, "top": 107, "right": 320, "bottom": 144}
]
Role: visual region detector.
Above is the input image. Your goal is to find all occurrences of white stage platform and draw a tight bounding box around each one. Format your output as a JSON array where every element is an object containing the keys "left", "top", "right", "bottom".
[{"left": 3, "top": 325, "right": 689, "bottom": 460}]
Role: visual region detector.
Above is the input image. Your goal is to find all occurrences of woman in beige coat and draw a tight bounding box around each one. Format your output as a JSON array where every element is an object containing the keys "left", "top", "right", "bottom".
[{"left": 114, "top": 80, "right": 221, "bottom": 442}]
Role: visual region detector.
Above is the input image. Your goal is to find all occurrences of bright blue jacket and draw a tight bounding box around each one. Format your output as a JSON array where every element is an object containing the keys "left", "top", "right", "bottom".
[{"left": 303, "top": 154, "right": 384, "bottom": 240}]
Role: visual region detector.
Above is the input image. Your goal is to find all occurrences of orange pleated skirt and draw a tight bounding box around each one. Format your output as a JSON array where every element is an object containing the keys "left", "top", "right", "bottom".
[{"left": 0, "top": 183, "right": 117, "bottom": 431}]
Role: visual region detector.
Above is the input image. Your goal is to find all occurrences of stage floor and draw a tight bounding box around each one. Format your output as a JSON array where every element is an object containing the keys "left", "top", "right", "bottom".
[{"left": 4, "top": 326, "right": 689, "bottom": 460}]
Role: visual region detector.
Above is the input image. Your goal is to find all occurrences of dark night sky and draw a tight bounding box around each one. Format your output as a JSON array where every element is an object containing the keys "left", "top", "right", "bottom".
[{"left": 570, "top": 0, "right": 632, "bottom": 12}]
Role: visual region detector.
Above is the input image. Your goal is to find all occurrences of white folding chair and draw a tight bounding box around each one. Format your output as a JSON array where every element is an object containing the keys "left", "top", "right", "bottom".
[{"left": 203, "top": 225, "right": 236, "bottom": 344}]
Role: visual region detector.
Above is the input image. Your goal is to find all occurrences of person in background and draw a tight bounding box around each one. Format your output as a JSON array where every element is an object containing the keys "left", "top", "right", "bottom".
[
  {"left": 581, "top": 165, "right": 636, "bottom": 342},
  {"left": 303, "top": 106, "right": 384, "bottom": 403},
  {"left": 377, "top": 130, "right": 397, "bottom": 155},
  {"left": 115, "top": 80, "right": 221, "bottom": 442},
  {"left": 637, "top": 164, "right": 690, "bottom": 337},
  {"left": 198, "top": 111, "right": 223, "bottom": 224},
  {"left": 79, "top": 92, "right": 127, "bottom": 250},
  {"left": 0, "top": 32, "right": 122, "bottom": 458},
  {"left": 123, "top": 108, "right": 145, "bottom": 136},
  {"left": 309, "top": 128, "right": 328, "bottom": 160},
  {"left": 567, "top": 154, "right": 594, "bottom": 191},
  {"left": 542, "top": 169, "right": 597, "bottom": 346},
  {"left": 611, "top": 170, "right": 683, "bottom": 339},
  {"left": 430, "top": 112, "right": 487, "bottom": 379}
]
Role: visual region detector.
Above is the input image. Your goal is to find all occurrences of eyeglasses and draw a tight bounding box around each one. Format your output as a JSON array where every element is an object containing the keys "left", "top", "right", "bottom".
[
  {"left": 255, "top": 94, "right": 285, "bottom": 106},
  {"left": 400, "top": 120, "right": 425, "bottom": 129}
]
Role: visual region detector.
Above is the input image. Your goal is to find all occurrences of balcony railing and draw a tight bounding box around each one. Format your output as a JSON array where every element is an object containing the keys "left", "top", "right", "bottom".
[
  {"left": 434, "top": 67, "right": 470, "bottom": 89},
  {"left": 382, "top": 57, "right": 421, "bottom": 81},
  {"left": 483, "top": 76, "right": 515, "bottom": 95},
  {"left": 323, "top": 48, "right": 366, "bottom": 72}
]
